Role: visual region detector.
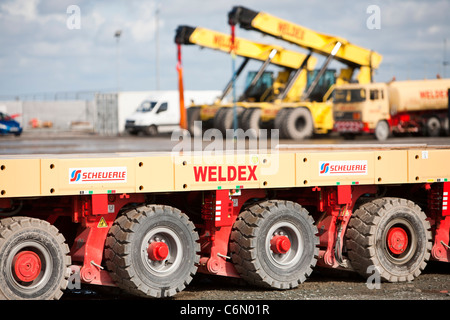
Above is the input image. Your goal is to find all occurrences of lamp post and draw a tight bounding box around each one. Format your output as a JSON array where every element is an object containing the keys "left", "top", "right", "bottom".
[
  {"left": 444, "top": 38, "right": 448, "bottom": 78},
  {"left": 114, "top": 30, "right": 122, "bottom": 93},
  {"left": 155, "top": 6, "right": 160, "bottom": 91}
]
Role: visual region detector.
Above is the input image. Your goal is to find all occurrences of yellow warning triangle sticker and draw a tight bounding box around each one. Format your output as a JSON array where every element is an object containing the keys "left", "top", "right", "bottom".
[{"left": 97, "top": 217, "right": 108, "bottom": 228}]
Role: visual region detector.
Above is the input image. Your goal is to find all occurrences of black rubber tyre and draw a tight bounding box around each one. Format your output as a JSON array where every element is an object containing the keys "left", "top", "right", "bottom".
[
  {"left": 374, "top": 120, "right": 390, "bottom": 141},
  {"left": 283, "top": 108, "right": 314, "bottom": 140},
  {"left": 0, "top": 217, "right": 71, "bottom": 300},
  {"left": 346, "top": 197, "right": 432, "bottom": 282},
  {"left": 186, "top": 106, "right": 202, "bottom": 137},
  {"left": 230, "top": 200, "right": 319, "bottom": 289},
  {"left": 241, "top": 108, "right": 262, "bottom": 138},
  {"left": 239, "top": 107, "right": 252, "bottom": 128},
  {"left": 212, "top": 107, "right": 226, "bottom": 131},
  {"left": 426, "top": 117, "right": 441, "bottom": 137},
  {"left": 214, "top": 107, "right": 243, "bottom": 134},
  {"left": 274, "top": 108, "right": 289, "bottom": 139},
  {"left": 104, "top": 205, "right": 200, "bottom": 298},
  {"left": 146, "top": 125, "right": 158, "bottom": 136}
]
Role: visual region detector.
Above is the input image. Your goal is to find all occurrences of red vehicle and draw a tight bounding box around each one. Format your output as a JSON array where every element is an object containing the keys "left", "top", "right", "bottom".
[{"left": 0, "top": 145, "right": 449, "bottom": 299}]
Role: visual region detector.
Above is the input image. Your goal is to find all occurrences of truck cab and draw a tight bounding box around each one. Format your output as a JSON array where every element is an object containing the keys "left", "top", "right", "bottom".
[{"left": 333, "top": 83, "right": 390, "bottom": 139}]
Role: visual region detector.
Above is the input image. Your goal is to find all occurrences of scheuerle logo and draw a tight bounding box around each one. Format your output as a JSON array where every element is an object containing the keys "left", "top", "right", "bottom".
[
  {"left": 319, "top": 160, "right": 368, "bottom": 176},
  {"left": 69, "top": 167, "right": 127, "bottom": 184},
  {"left": 70, "top": 169, "right": 82, "bottom": 182},
  {"left": 319, "top": 163, "right": 330, "bottom": 174}
]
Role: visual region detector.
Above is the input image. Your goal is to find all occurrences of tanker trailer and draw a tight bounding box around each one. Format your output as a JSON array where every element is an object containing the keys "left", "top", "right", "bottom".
[{"left": 333, "top": 78, "right": 450, "bottom": 140}]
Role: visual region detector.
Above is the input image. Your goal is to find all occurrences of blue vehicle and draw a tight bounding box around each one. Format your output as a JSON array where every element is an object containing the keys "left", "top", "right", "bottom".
[{"left": 0, "top": 112, "right": 22, "bottom": 136}]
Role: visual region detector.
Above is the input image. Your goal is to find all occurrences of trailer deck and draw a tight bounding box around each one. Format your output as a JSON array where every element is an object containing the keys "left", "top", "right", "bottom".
[{"left": 1, "top": 144, "right": 449, "bottom": 198}]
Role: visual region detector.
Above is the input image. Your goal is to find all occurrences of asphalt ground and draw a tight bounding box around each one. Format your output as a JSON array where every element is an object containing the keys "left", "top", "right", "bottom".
[{"left": 2, "top": 129, "right": 450, "bottom": 155}]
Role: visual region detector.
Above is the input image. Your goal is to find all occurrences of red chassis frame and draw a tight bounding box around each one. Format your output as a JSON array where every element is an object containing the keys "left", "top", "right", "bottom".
[{"left": 9, "top": 181, "right": 447, "bottom": 287}]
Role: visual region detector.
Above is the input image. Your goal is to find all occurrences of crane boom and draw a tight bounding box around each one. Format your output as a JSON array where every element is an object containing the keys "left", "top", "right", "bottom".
[
  {"left": 228, "top": 6, "right": 382, "bottom": 83},
  {"left": 175, "top": 25, "right": 317, "bottom": 104},
  {"left": 175, "top": 25, "right": 316, "bottom": 70}
]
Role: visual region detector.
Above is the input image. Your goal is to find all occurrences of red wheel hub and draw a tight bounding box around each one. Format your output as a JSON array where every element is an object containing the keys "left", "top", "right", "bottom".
[
  {"left": 270, "top": 235, "right": 291, "bottom": 254},
  {"left": 148, "top": 242, "right": 169, "bottom": 261},
  {"left": 13, "top": 251, "right": 42, "bottom": 282},
  {"left": 387, "top": 227, "right": 408, "bottom": 255}
]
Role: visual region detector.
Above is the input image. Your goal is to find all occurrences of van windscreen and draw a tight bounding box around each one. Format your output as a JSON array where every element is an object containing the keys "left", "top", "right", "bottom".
[{"left": 137, "top": 101, "right": 158, "bottom": 112}]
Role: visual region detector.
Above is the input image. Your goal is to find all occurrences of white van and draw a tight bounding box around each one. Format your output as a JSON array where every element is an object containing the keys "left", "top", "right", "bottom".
[{"left": 125, "top": 90, "right": 220, "bottom": 135}]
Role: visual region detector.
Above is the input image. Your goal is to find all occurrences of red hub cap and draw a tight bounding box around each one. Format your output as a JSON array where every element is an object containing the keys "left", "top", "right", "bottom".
[
  {"left": 148, "top": 242, "right": 169, "bottom": 261},
  {"left": 387, "top": 227, "right": 408, "bottom": 255},
  {"left": 270, "top": 235, "right": 291, "bottom": 254},
  {"left": 13, "top": 251, "right": 42, "bottom": 282}
]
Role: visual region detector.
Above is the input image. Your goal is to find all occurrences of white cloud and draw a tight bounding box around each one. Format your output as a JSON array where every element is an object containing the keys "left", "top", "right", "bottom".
[
  {"left": 0, "top": 0, "right": 39, "bottom": 21},
  {"left": 127, "top": 19, "right": 157, "bottom": 43},
  {"left": 0, "top": 0, "right": 449, "bottom": 95},
  {"left": 91, "top": 10, "right": 105, "bottom": 28},
  {"left": 123, "top": 1, "right": 161, "bottom": 43}
]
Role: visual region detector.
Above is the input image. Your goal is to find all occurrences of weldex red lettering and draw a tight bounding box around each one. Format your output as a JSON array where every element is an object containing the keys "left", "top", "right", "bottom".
[
  {"left": 194, "top": 166, "right": 207, "bottom": 181},
  {"left": 238, "top": 166, "right": 246, "bottom": 181},
  {"left": 208, "top": 166, "right": 217, "bottom": 181},
  {"left": 193, "top": 165, "right": 257, "bottom": 182},
  {"left": 420, "top": 90, "right": 448, "bottom": 99},
  {"left": 228, "top": 166, "right": 237, "bottom": 181},
  {"left": 278, "top": 22, "right": 305, "bottom": 40}
]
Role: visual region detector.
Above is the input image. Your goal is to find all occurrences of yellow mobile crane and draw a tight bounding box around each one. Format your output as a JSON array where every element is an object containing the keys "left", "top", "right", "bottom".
[
  {"left": 228, "top": 6, "right": 383, "bottom": 139},
  {"left": 175, "top": 25, "right": 317, "bottom": 135}
]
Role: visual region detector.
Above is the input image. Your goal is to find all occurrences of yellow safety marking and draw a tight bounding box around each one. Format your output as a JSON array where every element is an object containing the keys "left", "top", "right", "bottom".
[{"left": 97, "top": 217, "right": 108, "bottom": 228}]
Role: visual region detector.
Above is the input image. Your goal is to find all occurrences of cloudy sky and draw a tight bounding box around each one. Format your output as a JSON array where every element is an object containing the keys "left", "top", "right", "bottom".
[{"left": 0, "top": 0, "right": 449, "bottom": 98}]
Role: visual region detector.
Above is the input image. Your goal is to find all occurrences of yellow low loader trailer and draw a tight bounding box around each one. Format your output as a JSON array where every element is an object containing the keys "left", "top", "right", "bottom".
[{"left": 0, "top": 144, "right": 449, "bottom": 299}]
